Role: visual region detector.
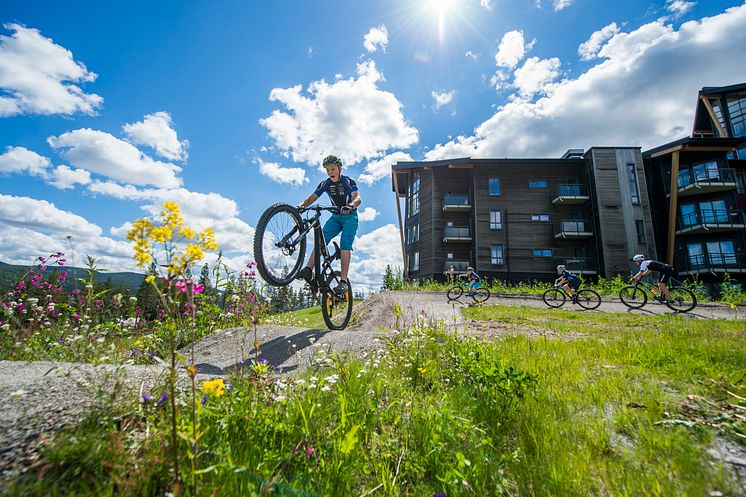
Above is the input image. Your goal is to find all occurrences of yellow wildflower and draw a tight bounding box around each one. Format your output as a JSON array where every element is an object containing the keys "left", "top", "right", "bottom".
[
  {"left": 202, "top": 378, "right": 226, "bottom": 397},
  {"left": 199, "top": 227, "right": 219, "bottom": 251},
  {"left": 417, "top": 367, "right": 427, "bottom": 375},
  {"left": 150, "top": 225, "right": 173, "bottom": 243},
  {"left": 178, "top": 227, "right": 195, "bottom": 240},
  {"left": 145, "top": 275, "right": 156, "bottom": 284},
  {"left": 185, "top": 243, "right": 204, "bottom": 264}
]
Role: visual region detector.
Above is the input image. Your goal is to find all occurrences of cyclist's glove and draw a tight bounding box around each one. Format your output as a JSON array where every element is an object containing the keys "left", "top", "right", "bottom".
[{"left": 340, "top": 206, "right": 353, "bottom": 214}]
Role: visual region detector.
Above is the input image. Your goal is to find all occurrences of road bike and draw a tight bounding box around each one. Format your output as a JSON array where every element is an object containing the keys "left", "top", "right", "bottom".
[
  {"left": 253, "top": 203, "right": 353, "bottom": 330},
  {"left": 618, "top": 277, "right": 697, "bottom": 313},
  {"left": 447, "top": 279, "right": 490, "bottom": 304},
  {"left": 542, "top": 285, "right": 602, "bottom": 310}
]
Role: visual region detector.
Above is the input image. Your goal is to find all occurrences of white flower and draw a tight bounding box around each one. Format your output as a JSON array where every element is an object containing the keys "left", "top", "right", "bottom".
[{"left": 320, "top": 385, "right": 331, "bottom": 392}]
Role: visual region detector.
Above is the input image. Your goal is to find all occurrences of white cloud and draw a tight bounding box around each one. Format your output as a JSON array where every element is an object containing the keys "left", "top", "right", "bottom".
[
  {"left": 432, "top": 89, "right": 455, "bottom": 108},
  {"left": 666, "top": 0, "right": 696, "bottom": 17},
  {"left": 512, "top": 56, "right": 561, "bottom": 99},
  {"left": 122, "top": 111, "right": 189, "bottom": 161},
  {"left": 552, "top": 0, "right": 573, "bottom": 11},
  {"left": 424, "top": 3, "right": 746, "bottom": 160},
  {"left": 465, "top": 50, "right": 479, "bottom": 60},
  {"left": 357, "top": 207, "right": 379, "bottom": 222},
  {"left": 0, "top": 194, "right": 101, "bottom": 237},
  {"left": 358, "top": 151, "right": 413, "bottom": 186},
  {"left": 257, "top": 158, "right": 308, "bottom": 186},
  {"left": 480, "top": 0, "right": 494, "bottom": 11},
  {"left": 89, "top": 182, "right": 255, "bottom": 255},
  {"left": 363, "top": 25, "right": 389, "bottom": 53},
  {"left": 48, "top": 128, "right": 182, "bottom": 188},
  {"left": 578, "top": 22, "right": 621, "bottom": 61},
  {"left": 0, "top": 23, "right": 102, "bottom": 117},
  {"left": 0, "top": 146, "right": 50, "bottom": 176},
  {"left": 495, "top": 30, "right": 527, "bottom": 68},
  {"left": 48, "top": 164, "right": 92, "bottom": 190},
  {"left": 350, "top": 224, "right": 402, "bottom": 290},
  {"left": 259, "top": 59, "right": 418, "bottom": 166}
]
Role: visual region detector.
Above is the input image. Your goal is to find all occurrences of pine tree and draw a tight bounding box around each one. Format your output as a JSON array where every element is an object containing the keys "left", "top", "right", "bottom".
[
  {"left": 135, "top": 262, "right": 160, "bottom": 320},
  {"left": 382, "top": 264, "right": 394, "bottom": 291}
]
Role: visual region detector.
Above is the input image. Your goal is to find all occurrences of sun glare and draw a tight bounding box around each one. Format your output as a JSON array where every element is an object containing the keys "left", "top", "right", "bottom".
[{"left": 424, "top": 0, "right": 456, "bottom": 40}]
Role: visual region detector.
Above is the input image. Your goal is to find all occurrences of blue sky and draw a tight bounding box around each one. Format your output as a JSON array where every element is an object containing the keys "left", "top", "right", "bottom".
[{"left": 1, "top": 0, "right": 745, "bottom": 291}]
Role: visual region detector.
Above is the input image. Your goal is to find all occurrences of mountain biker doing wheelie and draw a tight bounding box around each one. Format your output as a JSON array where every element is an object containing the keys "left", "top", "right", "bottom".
[
  {"left": 460, "top": 267, "right": 481, "bottom": 296},
  {"left": 296, "top": 154, "right": 361, "bottom": 294}
]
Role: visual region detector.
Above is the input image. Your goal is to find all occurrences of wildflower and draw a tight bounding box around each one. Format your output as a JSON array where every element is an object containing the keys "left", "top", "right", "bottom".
[
  {"left": 156, "top": 392, "right": 169, "bottom": 406},
  {"left": 201, "top": 395, "right": 208, "bottom": 406},
  {"left": 178, "top": 226, "right": 195, "bottom": 239},
  {"left": 731, "top": 303, "right": 737, "bottom": 310},
  {"left": 59, "top": 271, "right": 67, "bottom": 283},
  {"left": 305, "top": 447, "right": 315, "bottom": 457},
  {"left": 145, "top": 275, "right": 156, "bottom": 284},
  {"left": 202, "top": 378, "right": 226, "bottom": 397},
  {"left": 417, "top": 367, "right": 427, "bottom": 375},
  {"left": 193, "top": 283, "right": 205, "bottom": 295},
  {"left": 142, "top": 394, "right": 153, "bottom": 403},
  {"left": 175, "top": 280, "right": 188, "bottom": 294}
]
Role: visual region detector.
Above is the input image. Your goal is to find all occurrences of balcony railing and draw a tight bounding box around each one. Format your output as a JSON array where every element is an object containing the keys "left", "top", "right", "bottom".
[
  {"left": 560, "top": 257, "right": 598, "bottom": 274},
  {"left": 678, "top": 253, "right": 746, "bottom": 275},
  {"left": 442, "top": 194, "right": 471, "bottom": 212},
  {"left": 552, "top": 184, "right": 590, "bottom": 204},
  {"left": 676, "top": 208, "right": 746, "bottom": 234},
  {"left": 442, "top": 226, "right": 472, "bottom": 242},
  {"left": 554, "top": 220, "right": 594, "bottom": 238},
  {"left": 676, "top": 167, "right": 737, "bottom": 196}
]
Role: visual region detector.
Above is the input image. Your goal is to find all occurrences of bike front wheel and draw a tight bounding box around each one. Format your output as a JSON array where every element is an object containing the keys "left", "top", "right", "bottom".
[
  {"left": 576, "top": 289, "right": 601, "bottom": 310},
  {"left": 447, "top": 286, "right": 463, "bottom": 301},
  {"left": 254, "top": 203, "right": 307, "bottom": 286},
  {"left": 665, "top": 287, "right": 697, "bottom": 313},
  {"left": 619, "top": 285, "right": 647, "bottom": 309},
  {"left": 321, "top": 272, "right": 353, "bottom": 330},
  {"left": 472, "top": 288, "right": 490, "bottom": 303},
  {"left": 542, "top": 288, "right": 566, "bottom": 308}
]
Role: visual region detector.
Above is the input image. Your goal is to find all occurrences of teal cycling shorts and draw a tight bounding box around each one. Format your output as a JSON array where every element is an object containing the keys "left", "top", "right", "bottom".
[{"left": 323, "top": 211, "right": 358, "bottom": 251}]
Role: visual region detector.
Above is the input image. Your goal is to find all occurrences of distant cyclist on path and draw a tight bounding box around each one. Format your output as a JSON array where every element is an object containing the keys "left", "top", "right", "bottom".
[
  {"left": 630, "top": 254, "right": 674, "bottom": 302},
  {"left": 296, "top": 154, "right": 361, "bottom": 294},
  {"left": 555, "top": 264, "right": 581, "bottom": 303}
]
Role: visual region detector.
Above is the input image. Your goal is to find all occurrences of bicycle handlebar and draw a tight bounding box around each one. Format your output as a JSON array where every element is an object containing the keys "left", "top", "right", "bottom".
[{"left": 299, "top": 205, "right": 345, "bottom": 215}]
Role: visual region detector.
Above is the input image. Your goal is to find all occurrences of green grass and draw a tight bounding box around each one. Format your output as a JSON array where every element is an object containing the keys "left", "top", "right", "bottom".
[
  {"left": 264, "top": 301, "right": 364, "bottom": 328},
  {"left": 4, "top": 305, "right": 745, "bottom": 496}
]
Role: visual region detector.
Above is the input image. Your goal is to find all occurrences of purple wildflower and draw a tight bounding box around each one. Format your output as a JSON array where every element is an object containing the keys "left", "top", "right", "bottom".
[
  {"left": 142, "top": 394, "right": 152, "bottom": 403},
  {"left": 156, "top": 392, "right": 169, "bottom": 406},
  {"left": 201, "top": 395, "right": 208, "bottom": 406}
]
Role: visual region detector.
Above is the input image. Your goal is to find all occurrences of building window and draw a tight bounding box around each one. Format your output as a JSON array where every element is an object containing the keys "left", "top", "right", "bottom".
[
  {"left": 409, "top": 172, "right": 420, "bottom": 216},
  {"left": 529, "top": 179, "right": 548, "bottom": 188},
  {"left": 491, "top": 244, "right": 504, "bottom": 265},
  {"left": 533, "top": 248, "right": 552, "bottom": 257},
  {"left": 531, "top": 214, "right": 550, "bottom": 222},
  {"left": 635, "top": 219, "right": 646, "bottom": 243},
  {"left": 627, "top": 163, "right": 641, "bottom": 204},
  {"left": 707, "top": 240, "right": 736, "bottom": 266},
  {"left": 727, "top": 96, "right": 746, "bottom": 138},
  {"left": 407, "top": 224, "right": 419, "bottom": 244},
  {"left": 737, "top": 174, "right": 746, "bottom": 194},
  {"left": 490, "top": 210, "right": 502, "bottom": 230},
  {"left": 447, "top": 252, "right": 453, "bottom": 259},
  {"left": 699, "top": 200, "right": 728, "bottom": 223},
  {"left": 410, "top": 251, "right": 419, "bottom": 272},
  {"left": 489, "top": 177, "right": 501, "bottom": 196}
]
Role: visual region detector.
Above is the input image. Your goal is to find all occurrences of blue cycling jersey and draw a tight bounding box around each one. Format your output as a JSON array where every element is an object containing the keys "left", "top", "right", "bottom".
[
  {"left": 313, "top": 175, "right": 359, "bottom": 209},
  {"left": 561, "top": 270, "right": 580, "bottom": 282}
]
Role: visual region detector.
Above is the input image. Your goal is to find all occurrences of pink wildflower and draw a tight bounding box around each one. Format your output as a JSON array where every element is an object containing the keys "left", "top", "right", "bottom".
[
  {"left": 193, "top": 284, "right": 205, "bottom": 295},
  {"left": 175, "top": 280, "right": 188, "bottom": 294},
  {"left": 59, "top": 271, "right": 67, "bottom": 283}
]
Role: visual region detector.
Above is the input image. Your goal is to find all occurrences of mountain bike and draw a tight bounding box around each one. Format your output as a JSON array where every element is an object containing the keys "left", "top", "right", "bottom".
[
  {"left": 618, "top": 277, "right": 697, "bottom": 313},
  {"left": 253, "top": 203, "right": 353, "bottom": 330},
  {"left": 542, "top": 285, "right": 601, "bottom": 310},
  {"left": 447, "top": 279, "right": 490, "bottom": 304}
]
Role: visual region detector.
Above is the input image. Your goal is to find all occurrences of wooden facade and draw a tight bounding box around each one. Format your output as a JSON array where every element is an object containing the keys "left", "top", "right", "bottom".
[{"left": 393, "top": 150, "right": 657, "bottom": 283}]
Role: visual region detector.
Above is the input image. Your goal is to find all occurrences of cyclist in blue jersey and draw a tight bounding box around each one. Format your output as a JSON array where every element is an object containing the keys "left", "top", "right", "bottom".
[
  {"left": 296, "top": 154, "right": 361, "bottom": 294},
  {"left": 555, "top": 264, "right": 581, "bottom": 303},
  {"left": 460, "top": 267, "right": 481, "bottom": 296}
]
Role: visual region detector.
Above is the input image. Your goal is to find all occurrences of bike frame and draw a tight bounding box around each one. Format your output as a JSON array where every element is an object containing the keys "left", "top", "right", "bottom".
[{"left": 298, "top": 207, "right": 341, "bottom": 293}]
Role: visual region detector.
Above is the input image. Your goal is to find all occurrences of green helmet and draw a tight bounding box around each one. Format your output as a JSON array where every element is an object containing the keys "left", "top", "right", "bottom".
[{"left": 322, "top": 154, "right": 343, "bottom": 168}]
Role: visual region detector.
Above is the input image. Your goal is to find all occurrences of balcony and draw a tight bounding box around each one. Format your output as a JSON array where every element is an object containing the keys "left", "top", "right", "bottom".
[
  {"left": 678, "top": 253, "right": 746, "bottom": 275},
  {"left": 442, "top": 226, "right": 472, "bottom": 243},
  {"left": 677, "top": 167, "right": 737, "bottom": 197},
  {"left": 442, "top": 260, "right": 471, "bottom": 273},
  {"left": 552, "top": 184, "right": 590, "bottom": 204},
  {"left": 676, "top": 208, "right": 746, "bottom": 235},
  {"left": 554, "top": 220, "right": 594, "bottom": 239},
  {"left": 560, "top": 257, "right": 598, "bottom": 275},
  {"left": 442, "top": 194, "right": 471, "bottom": 212}
]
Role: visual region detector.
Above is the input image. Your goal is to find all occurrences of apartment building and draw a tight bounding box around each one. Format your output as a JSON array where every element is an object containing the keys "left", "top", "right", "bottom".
[
  {"left": 642, "top": 83, "right": 746, "bottom": 287},
  {"left": 391, "top": 148, "right": 657, "bottom": 282}
]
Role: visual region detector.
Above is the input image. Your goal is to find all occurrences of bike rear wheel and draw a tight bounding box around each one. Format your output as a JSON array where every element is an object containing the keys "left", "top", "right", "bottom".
[
  {"left": 542, "top": 288, "right": 566, "bottom": 308},
  {"left": 576, "top": 289, "right": 601, "bottom": 310},
  {"left": 321, "top": 272, "right": 353, "bottom": 330},
  {"left": 472, "top": 288, "right": 490, "bottom": 303},
  {"left": 254, "top": 203, "right": 307, "bottom": 286},
  {"left": 447, "top": 286, "right": 463, "bottom": 301},
  {"left": 619, "top": 285, "right": 647, "bottom": 309},
  {"left": 665, "top": 287, "right": 697, "bottom": 313}
]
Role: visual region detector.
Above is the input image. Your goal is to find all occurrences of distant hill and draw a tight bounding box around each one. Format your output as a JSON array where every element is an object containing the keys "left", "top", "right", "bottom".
[{"left": 0, "top": 261, "right": 145, "bottom": 294}]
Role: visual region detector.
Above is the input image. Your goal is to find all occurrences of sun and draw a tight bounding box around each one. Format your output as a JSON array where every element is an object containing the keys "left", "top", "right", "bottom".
[{"left": 423, "top": 0, "right": 457, "bottom": 41}]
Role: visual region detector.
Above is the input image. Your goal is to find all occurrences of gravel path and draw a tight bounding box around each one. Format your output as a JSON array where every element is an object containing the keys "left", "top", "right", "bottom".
[{"left": 0, "top": 291, "right": 742, "bottom": 483}]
